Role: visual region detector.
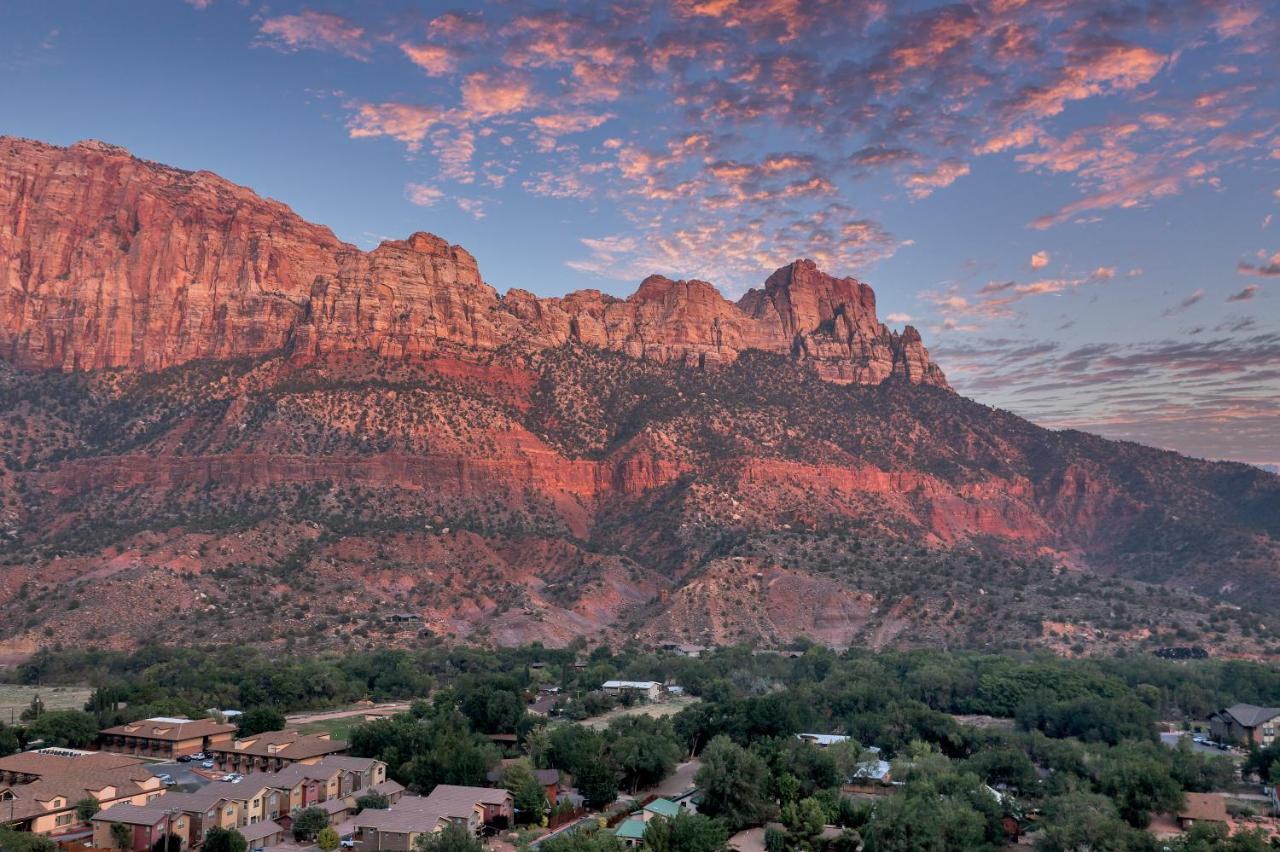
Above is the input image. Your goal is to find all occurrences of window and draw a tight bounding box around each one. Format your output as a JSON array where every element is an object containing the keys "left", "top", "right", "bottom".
[{"left": 56, "top": 813, "right": 73, "bottom": 826}]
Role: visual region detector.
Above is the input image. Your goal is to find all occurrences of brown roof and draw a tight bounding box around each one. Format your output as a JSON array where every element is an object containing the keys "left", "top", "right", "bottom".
[
  {"left": 0, "top": 762, "right": 162, "bottom": 821},
  {"left": 0, "top": 751, "right": 143, "bottom": 778},
  {"left": 212, "top": 729, "right": 348, "bottom": 760},
  {"left": 371, "top": 779, "right": 405, "bottom": 796},
  {"left": 423, "top": 784, "right": 513, "bottom": 818},
  {"left": 1222, "top": 703, "right": 1280, "bottom": 728},
  {"left": 239, "top": 818, "right": 285, "bottom": 843},
  {"left": 354, "top": 796, "right": 450, "bottom": 834},
  {"left": 90, "top": 802, "right": 170, "bottom": 826},
  {"left": 1179, "top": 792, "right": 1228, "bottom": 823},
  {"left": 100, "top": 717, "right": 237, "bottom": 742},
  {"left": 314, "top": 755, "right": 381, "bottom": 773}
]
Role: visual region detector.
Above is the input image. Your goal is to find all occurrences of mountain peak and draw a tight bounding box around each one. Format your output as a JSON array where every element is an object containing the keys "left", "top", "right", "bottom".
[{"left": 0, "top": 134, "right": 946, "bottom": 388}]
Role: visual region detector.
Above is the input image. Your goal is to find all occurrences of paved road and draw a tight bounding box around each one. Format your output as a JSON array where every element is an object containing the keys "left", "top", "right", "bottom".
[{"left": 284, "top": 702, "right": 411, "bottom": 726}]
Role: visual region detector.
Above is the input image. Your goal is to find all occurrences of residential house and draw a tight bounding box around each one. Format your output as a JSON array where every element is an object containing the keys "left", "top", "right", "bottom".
[
  {"left": 316, "top": 755, "right": 388, "bottom": 795},
  {"left": 90, "top": 803, "right": 188, "bottom": 852},
  {"left": 0, "top": 751, "right": 166, "bottom": 837},
  {"left": 614, "top": 818, "right": 647, "bottom": 847},
  {"left": 422, "top": 784, "right": 515, "bottom": 832},
  {"left": 264, "top": 763, "right": 346, "bottom": 813},
  {"left": 209, "top": 730, "right": 348, "bottom": 775},
  {"left": 601, "top": 681, "right": 662, "bottom": 702},
  {"left": 485, "top": 762, "right": 561, "bottom": 806},
  {"left": 1178, "top": 793, "right": 1229, "bottom": 830},
  {"left": 640, "top": 799, "right": 681, "bottom": 823},
  {"left": 99, "top": 717, "right": 237, "bottom": 760},
  {"left": 152, "top": 786, "right": 243, "bottom": 847},
  {"left": 796, "top": 733, "right": 850, "bottom": 748},
  {"left": 239, "top": 818, "right": 286, "bottom": 850},
  {"left": 354, "top": 797, "right": 451, "bottom": 851},
  {"left": 1210, "top": 704, "right": 1280, "bottom": 747},
  {"left": 368, "top": 779, "right": 406, "bottom": 805}
]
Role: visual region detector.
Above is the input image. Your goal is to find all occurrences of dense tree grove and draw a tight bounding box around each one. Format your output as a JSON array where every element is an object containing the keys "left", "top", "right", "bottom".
[{"left": 4, "top": 641, "right": 1279, "bottom": 850}]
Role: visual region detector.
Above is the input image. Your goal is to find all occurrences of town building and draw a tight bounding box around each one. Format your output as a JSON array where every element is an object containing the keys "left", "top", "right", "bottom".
[
  {"left": 208, "top": 729, "right": 349, "bottom": 774},
  {"left": 90, "top": 803, "right": 188, "bottom": 852},
  {"left": 0, "top": 750, "right": 166, "bottom": 838},
  {"left": 1209, "top": 704, "right": 1280, "bottom": 747},
  {"left": 601, "top": 681, "right": 662, "bottom": 701},
  {"left": 1177, "top": 792, "right": 1229, "bottom": 831},
  {"left": 99, "top": 716, "right": 237, "bottom": 760}
]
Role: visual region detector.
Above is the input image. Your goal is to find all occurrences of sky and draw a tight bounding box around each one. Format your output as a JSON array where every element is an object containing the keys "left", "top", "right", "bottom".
[{"left": 2, "top": 0, "right": 1278, "bottom": 468}]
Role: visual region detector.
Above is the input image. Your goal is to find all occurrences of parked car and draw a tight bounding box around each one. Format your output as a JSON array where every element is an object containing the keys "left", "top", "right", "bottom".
[
  {"left": 201, "top": 760, "right": 214, "bottom": 769},
  {"left": 156, "top": 773, "right": 174, "bottom": 785},
  {"left": 190, "top": 752, "right": 207, "bottom": 760},
  {"left": 177, "top": 754, "right": 194, "bottom": 763}
]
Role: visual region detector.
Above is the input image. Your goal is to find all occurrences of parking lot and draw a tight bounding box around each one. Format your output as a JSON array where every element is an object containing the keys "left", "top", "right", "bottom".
[
  {"left": 148, "top": 758, "right": 213, "bottom": 790},
  {"left": 1159, "top": 731, "right": 1235, "bottom": 755}
]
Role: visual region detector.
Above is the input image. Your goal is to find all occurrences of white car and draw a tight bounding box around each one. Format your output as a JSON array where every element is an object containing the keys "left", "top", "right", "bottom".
[{"left": 201, "top": 760, "right": 214, "bottom": 769}]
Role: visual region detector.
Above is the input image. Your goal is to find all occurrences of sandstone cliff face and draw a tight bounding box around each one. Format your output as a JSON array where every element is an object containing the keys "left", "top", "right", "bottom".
[
  {"left": 0, "top": 138, "right": 344, "bottom": 370},
  {"left": 0, "top": 137, "right": 948, "bottom": 387}
]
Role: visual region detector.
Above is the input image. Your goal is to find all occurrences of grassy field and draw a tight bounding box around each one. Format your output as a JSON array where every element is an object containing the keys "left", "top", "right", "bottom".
[
  {"left": 294, "top": 715, "right": 364, "bottom": 741},
  {"left": 0, "top": 684, "right": 94, "bottom": 724},
  {"left": 581, "top": 695, "right": 700, "bottom": 730}
]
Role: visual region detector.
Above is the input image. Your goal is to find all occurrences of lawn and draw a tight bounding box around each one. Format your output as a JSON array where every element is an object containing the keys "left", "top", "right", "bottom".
[{"left": 581, "top": 695, "right": 700, "bottom": 731}]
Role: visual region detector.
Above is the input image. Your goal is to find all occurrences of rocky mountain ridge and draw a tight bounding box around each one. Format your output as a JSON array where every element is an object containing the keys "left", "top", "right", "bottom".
[
  {"left": 0, "top": 136, "right": 1276, "bottom": 659},
  {"left": 0, "top": 136, "right": 945, "bottom": 387}
]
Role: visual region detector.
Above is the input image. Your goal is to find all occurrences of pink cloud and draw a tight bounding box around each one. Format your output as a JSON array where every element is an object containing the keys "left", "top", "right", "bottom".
[
  {"left": 530, "top": 112, "right": 613, "bottom": 136},
  {"left": 347, "top": 103, "right": 441, "bottom": 150},
  {"left": 400, "top": 42, "right": 456, "bottom": 76},
  {"left": 258, "top": 11, "right": 369, "bottom": 60},
  {"left": 1008, "top": 41, "right": 1166, "bottom": 120},
  {"left": 404, "top": 183, "right": 444, "bottom": 206},
  {"left": 461, "top": 71, "right": 538, "bottom": 119},
  {"left": 1030, "top": 250, "right": 1050, "bottom": 269},
  {"left": 1227, "top": 284, "right": 1259, "bottom": 301},
  {"left": 903, "top": 159, "right": 970, "bottom": 200}
]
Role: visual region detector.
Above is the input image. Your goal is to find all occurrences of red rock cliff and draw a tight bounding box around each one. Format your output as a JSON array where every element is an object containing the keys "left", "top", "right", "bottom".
[{"left": 0, "top": 136, "right": 948, "bottom": 387}]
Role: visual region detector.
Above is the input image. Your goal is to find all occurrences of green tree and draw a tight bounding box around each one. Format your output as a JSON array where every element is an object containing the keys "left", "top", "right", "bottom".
[
  {"left": 110, "top": 822, "right": 134, "bottom": 851},
  {"left": 203, "top": 827, "right": 249, "bottom": 852},
  {"left": 1034, "top": 792, "right": 1143, "bottom": 852},
  {"left": 1097, "top": 746, "right": 1183, "bottom": 827},
  {"left": 502, "top": 760, "right": 548, "bottom": 824},
  {"left": 694, "top": 736, "right": 773, "bottom": 831},
  {"left": 25, "top": 709, "right": 98, "bottom": 748},
  {"left": 415, "top": 823, "right": 486, "bottom": 852},
  {"left": 642, "top": 812, "right": 729, "bottom": 852},
  {"left": 357, "top": 790, "right": 391, "bottom": 811},
  {"left": 606, "top": 715, "right": 682, "bottom": 793},
  {"left": 0, "top": 722, "right": 20, "bottom": 757},
  {"left": 780, "top": 797, "right": 826, "bottom": 851},
  {"left": 862, "top": 789, "right": 994, "bottom": 852},
  {"left": 575, "top": 753, "right": 620, "bottom": 810},
  {"left": 316, "top": 826, "right": 341, "bottom": 851},
  {"left": 541, "top": 827, "right": 626, "bottom": 852},
  {"left": 292, "top": 806, "right": 330, "bottom": 842},
  {"left": 76, "top": 796, "right": 101, "bottom": 822},
  {"left": 236, "top": 706, "right": 287, "bottom": 736},
  {"left": 0, "top": 826, "right": 57, "bottom": 852}
]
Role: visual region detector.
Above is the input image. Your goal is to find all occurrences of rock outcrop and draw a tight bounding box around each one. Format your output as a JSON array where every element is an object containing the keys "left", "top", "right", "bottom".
[{"left": 0, "top": 136, "right": 948, "bottom": 387}]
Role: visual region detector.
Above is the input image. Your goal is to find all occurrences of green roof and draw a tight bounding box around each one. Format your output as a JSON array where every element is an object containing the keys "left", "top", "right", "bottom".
[
  {"left": 615, "top": 819, "right": 647, "bottom": 840},
  {"left": 644, "top": 799, "right": 681, "bottom": 818}
]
